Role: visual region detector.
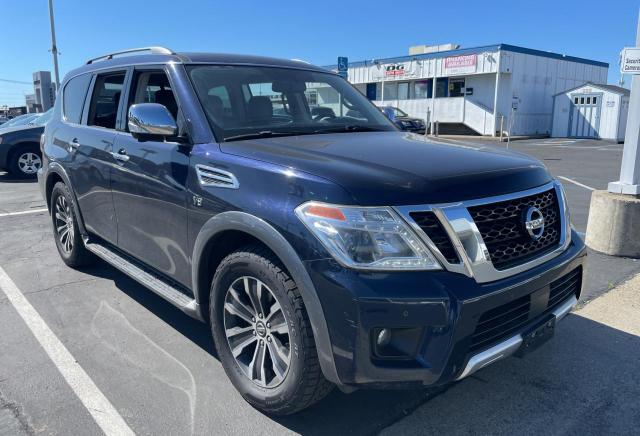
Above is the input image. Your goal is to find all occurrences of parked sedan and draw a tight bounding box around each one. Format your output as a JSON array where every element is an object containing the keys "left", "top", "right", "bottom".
[
  {"left": 0, "top": 113, "right": 41, "bottom": 131},
  {"left": 0, "top": 109, "right": 52, "bottom": 178},
  {"left": 380, "top": 106, "right": 426, "bottom": 134}
]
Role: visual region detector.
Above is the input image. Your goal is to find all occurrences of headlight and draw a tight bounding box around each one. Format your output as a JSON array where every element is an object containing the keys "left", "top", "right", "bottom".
[
  {"left": 295, "top": 202, "right": 441, "bottom": 270},
  {"left": 400, "top": 120, "right": 413, "bottom": 127}
]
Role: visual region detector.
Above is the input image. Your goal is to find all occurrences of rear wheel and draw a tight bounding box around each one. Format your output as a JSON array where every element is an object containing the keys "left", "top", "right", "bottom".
[
  {"left": 50, "top": 182, "right": 95, "bottom": 267},
  {"left": 8, "top": 146, "right": 41, "bottom": 178},
  {"left": 210, "top": 245, "right": 333, "bottom": 415}
]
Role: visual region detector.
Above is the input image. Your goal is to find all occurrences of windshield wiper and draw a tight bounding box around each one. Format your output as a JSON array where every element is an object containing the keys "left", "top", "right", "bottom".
[{"left": 224, "top": 130, "right": 306, "bottom": 142}]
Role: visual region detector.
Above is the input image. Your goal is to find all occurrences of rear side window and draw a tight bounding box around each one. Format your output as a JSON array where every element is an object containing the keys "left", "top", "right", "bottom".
[
  {"left": 88, "top": 73, "right": 126, "bottom": 129},
  {"left": 63, "top": 74, "right": 91, "bottom": 124}
]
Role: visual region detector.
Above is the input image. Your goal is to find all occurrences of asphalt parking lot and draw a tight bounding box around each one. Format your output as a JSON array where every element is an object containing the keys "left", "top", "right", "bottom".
[{"left": 0, "top": 138, "right": 639, "bottom": 435}]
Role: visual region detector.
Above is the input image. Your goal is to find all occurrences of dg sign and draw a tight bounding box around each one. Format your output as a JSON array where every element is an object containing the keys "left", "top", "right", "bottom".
[{"left": 621, "top": 47, "right": 640, "bottom": 74}]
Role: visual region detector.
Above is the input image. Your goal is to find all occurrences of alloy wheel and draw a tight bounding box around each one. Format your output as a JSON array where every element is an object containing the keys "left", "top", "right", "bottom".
[
  {"left": 54, "top": 195, "right": 74, "bottom": 253},
  {"left": 17, "top": 152, "right": 41, "bottom": 175},
  {"left": 223, "top": 276, "right": 291, "bottom": 388}
]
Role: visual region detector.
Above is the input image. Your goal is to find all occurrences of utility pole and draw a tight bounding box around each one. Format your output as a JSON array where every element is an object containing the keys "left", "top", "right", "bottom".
[
  {"left": 48, "top": 0, "right": 61, "bottom": 91},
  {"left": 586, "top": 10, "right": 640, "bottom": 257}
]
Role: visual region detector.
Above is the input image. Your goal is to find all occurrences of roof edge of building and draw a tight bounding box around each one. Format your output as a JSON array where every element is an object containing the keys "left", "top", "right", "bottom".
[{"left": 324, "top": 43, "right": 609, "bottom": 70}]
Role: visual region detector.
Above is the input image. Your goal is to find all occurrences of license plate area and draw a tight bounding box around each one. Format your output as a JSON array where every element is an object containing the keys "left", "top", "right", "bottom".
[{"left": 516, "top": 314, "right": 556, "bottom": 357}]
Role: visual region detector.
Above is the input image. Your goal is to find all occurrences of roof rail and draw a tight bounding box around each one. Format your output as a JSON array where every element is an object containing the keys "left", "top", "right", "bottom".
[{"left": 86, "top": 47, "right": 175, "bottom": 64}]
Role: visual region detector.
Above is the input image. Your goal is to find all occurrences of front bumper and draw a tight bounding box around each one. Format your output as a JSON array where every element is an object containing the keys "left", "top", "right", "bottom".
[{"left": 305, "top": 230, "right": 586, "bottom": 389}]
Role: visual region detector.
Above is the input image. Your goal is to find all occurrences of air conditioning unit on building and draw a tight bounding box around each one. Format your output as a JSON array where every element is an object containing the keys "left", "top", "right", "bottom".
[{"left": 409, "top": 44, "right": 460, "bottom": 55}]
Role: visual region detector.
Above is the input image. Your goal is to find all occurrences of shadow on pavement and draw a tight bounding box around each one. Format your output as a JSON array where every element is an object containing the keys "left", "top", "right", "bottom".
[
  {"left": 0, "top": 172, "right": 36, "bottom": 183},
  {"left": 80, "top": 260, "right": 640, "bottom": 435}
]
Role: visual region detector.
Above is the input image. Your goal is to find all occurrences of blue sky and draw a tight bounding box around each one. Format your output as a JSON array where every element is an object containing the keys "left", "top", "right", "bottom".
[{"left": 0, "top": 0, "right": 638, "bottom": 107}]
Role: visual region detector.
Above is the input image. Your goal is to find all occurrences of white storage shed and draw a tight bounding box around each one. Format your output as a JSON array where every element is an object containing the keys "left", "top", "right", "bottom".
[{"left": 551, "top": 83, "right": 630, "bottom": 141}]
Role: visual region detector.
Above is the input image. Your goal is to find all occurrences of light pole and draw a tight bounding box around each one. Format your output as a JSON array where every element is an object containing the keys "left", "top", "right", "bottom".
[
  {"left": 585, "top": 10, "right": 640, "bottom": 257},
  {"left": 48, "top": 0, "right": 61, "bottom": 91}
]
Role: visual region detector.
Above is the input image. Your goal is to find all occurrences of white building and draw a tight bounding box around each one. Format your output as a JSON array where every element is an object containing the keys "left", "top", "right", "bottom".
[
  {"left": 551, "top": 83, "right": 629, "bottom": 141},
  {"left": 327, "top": 44, "right": 609, "bottom": 136}
]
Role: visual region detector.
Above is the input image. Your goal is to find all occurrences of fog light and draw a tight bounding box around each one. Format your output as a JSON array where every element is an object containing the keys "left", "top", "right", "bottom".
[
  {"left": 377, "top": 328, "right": 392, "bottom": 347},
  {"left": 372, "top": 327, "right": 423, "bottom": 360}
]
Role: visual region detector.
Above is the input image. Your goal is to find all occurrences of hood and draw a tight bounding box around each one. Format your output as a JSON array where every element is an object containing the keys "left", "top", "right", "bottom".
[
  {"left": 0, "top": 124, "right": 44, "bottom": 138},
  {"left": 220, "top": 132, "right": 551, "bottom": 205}
]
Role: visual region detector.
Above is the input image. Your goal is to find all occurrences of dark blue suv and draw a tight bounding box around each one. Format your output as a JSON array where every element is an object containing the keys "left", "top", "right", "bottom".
[{"left": 39, "top": 47, "right": 586, "bottom": 415}]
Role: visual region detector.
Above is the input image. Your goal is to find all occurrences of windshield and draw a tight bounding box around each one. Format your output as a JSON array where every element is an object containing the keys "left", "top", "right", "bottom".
[
  {"left": 188, "top": 65, "right": 396, "bottom": 142},
  {"left": 31, "top": 108, "right": 53, "bottom": 126},
  {"left": 1, "top": 114, "right": 39, "bottom": 128}
]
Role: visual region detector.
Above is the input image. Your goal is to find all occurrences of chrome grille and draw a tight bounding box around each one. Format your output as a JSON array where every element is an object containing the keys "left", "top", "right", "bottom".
[{"left": 468, "top": 188, "right": 562, "bottom": 270}]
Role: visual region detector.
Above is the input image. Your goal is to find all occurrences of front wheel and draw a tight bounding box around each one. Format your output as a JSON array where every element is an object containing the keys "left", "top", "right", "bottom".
[{"left": 210, "top": 245, "right": 333, "bottom": 415}]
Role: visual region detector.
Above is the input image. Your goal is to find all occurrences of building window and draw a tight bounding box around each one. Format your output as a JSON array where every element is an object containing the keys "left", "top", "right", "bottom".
[
  {"left": 435, "top": 78, "right": 449, "bottom": 98},
  {"left": 383, "top": 82, "right": 398, "bottom": 100},
  {"left": 414, "top": 81, "right": 431, "bottom": 99},
  {"left": 398, "top": 82, "right": 409, "bottom": 100},
  {"left": 593, "top": 97, "right": 597, "bottom": 104},
  {"left": 449, "top": 78, "right": 465, "bottom": 97}
]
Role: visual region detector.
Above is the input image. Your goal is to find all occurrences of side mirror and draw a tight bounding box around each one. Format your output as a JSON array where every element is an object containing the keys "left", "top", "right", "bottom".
[{"left": 128, "top": 103, "right": 178, "bottom": 139}]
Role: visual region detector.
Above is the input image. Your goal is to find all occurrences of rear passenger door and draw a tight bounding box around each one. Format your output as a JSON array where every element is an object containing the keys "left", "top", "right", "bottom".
[
  {"left": 61, "top": 70, "right": 129, "bottom": 245},
  {"left": 110, "top": 67, "right": 191, "bottom": 287}
]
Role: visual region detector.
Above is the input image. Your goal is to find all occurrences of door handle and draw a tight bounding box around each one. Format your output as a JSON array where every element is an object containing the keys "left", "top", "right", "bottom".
[
  {"left": 112, "top": 149, "right": 130, "bottom": 162},
  {"left": 69, "top": 138, "right": 80, "bottom": 149}
]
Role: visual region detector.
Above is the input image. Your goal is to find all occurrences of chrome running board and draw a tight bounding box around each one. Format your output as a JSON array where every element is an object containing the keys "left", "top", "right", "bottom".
[
  {"left": 84, "top": 239, "right": 204, "bottom": 321},
  {"left": 455, "top": 295, "right": 578, "bottom": 381}
]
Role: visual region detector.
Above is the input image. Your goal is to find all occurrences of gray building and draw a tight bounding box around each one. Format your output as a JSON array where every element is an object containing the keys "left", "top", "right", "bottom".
[
  {"left": 33, "top": 71, "right": 56, "bottom": 112},
  {"left": 25, "top": 94, "right": 37, "bottom": 113}
]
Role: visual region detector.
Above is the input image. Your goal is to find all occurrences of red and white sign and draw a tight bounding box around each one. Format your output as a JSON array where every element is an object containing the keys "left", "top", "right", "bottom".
[
  {"left": 385, "top": 64, "right": 406, "bottom": 77},
  {"left": 444, "top": 54, "right": 477, "bottom": 75}
]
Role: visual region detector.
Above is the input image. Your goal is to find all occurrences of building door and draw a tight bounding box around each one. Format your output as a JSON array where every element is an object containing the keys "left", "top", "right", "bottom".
[
  {"left": 366, "top": 83, "right": 377, "bottom": 100},
  {"left": 568, "top": 94, "right": 601, "bottom": 138}
]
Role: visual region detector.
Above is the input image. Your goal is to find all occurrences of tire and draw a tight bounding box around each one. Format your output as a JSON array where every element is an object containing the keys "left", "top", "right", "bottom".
[
  {"left": 8, "top": 145, "right": 42, "bottom": 178},
  {"left": 210, "top": 245, "right": 333, "bottom": 415},
  {"left": 50, "top": 182, "right": 95, "bottom": 267}
]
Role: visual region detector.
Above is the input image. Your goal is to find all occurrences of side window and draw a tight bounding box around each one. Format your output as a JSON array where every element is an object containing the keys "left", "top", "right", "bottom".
[
  {"left": 88, "top": 73, "right": 126, "bottom": 129},
  {"left": 128, "top": 71, "right": 178, "bottom": 121},
  {"left": 63, "top": 74, "right": 91, "bottom": 124}
]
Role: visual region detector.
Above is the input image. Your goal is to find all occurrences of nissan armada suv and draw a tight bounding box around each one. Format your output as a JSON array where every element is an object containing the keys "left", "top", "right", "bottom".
[{"left": 39, "top": 47, "right": 586, "bottom": 415}]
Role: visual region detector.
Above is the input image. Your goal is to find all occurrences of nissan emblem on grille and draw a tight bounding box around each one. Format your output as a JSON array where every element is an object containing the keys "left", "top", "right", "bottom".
[{"left": 524, "top": 206, "right": 545, "bottom": 240}]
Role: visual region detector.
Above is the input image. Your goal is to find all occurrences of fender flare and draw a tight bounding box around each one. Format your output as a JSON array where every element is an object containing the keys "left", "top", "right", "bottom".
[
  {"left": 191, "top": 211, "right": 341, "bottom": 385},
  {"left": 44, "top": 162, "right": 89, "bottom": 237}
]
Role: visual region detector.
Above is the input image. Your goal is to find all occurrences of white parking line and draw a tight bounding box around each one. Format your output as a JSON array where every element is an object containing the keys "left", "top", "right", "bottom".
[
  {"left": 558, "top": 176, "right": 596, "bottom": 191},
  {"left": 0, "top": 208, "right": 48, "bottom": 218},
  {"left": 0, "top": 266, "right": 135, "bottom": 436}
]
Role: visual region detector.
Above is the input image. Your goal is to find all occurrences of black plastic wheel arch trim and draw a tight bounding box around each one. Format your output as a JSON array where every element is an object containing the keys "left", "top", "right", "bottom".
[{"left": 191, "top": 211, "right": 341, "bottom": 385}]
